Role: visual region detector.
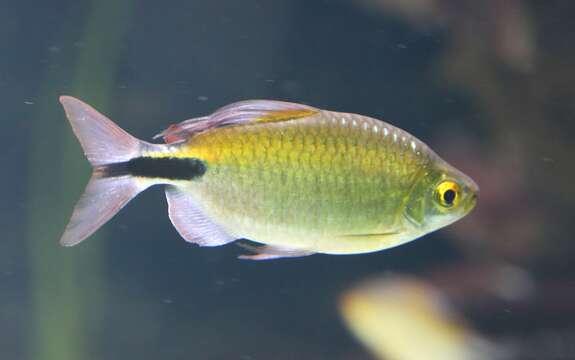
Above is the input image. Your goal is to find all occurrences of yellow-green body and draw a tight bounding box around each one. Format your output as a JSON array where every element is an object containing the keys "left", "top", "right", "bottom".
[
  {"left": 59, "top": 96, "right": 477, "bottom": 255},
  {"left": 156, "top": 110, "right": 433, "bottom": 254}
]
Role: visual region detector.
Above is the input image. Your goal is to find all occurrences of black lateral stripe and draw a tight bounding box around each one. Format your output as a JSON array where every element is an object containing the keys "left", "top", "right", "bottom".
[{"left": 100, "top": 157, "right": 207, "bottom": 180}]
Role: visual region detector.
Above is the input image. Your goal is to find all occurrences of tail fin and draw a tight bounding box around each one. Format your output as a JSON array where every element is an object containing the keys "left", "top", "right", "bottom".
[{"left": 59, "top": 96, "right": 153, "bottom": 246}]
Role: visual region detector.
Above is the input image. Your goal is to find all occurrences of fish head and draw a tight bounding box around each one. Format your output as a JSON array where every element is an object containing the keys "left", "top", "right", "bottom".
[{"left": 403, "top": 158, "right": 479, "bottom": 236}]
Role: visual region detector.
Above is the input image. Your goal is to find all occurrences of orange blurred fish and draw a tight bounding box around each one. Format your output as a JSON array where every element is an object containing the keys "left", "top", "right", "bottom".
[{"left": 340, "top": 276, "right": 506, "bottom": 360}]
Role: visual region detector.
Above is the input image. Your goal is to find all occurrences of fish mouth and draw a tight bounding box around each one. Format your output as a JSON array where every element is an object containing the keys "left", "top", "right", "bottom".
[
  {"left": 464, "top": 191, "right": 479, "bottom": 213},
  {"left": 469, "top": 179, "right": 480, "bottom": 198},
  {"left": 462, "top": 174, "right": 479, "bottom": 213}
]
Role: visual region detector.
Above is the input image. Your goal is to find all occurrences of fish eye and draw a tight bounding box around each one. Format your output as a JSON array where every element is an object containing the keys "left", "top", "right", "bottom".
[{"left": 435, "top": 181, "right": 460, "bottom": 208}]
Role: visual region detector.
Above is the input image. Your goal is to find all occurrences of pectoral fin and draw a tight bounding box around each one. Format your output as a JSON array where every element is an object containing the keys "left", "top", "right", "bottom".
[
  {"left": 237, "top": 242, "right": 315, "bottom": 260},
  {"left": 165, "top": 186, "right": 236, "bottom": 246}
]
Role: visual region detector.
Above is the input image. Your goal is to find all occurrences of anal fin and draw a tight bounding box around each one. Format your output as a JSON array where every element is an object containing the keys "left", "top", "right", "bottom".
[
  {"left": 237, "top": 242, "right": 315, "bottom": 260},
  {"left": 165, "top": 186, "right": 235, "bottom": 246}
]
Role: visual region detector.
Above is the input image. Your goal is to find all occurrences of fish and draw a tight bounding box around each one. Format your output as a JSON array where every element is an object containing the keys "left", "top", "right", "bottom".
[
  {"left": 339, "top": 276, "right": 505, "bottom": 360},
  {"left": 58, "top": 96, "right": 478, "bottom": 259}
]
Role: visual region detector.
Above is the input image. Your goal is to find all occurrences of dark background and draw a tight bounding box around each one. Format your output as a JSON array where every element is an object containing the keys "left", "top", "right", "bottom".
[{"left": 2, "top": 0, "right": 575, "bottom": 359}]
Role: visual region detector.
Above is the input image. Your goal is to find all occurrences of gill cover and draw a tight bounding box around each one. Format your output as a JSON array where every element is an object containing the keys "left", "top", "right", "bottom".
[{"left": 404, "top": 181, "right": 429, "bottom": 228}]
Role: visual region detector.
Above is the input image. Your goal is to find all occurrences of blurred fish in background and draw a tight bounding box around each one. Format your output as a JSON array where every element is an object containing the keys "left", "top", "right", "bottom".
[
  {"left": 340, "top": 264, "right": 575, "bottom": 360},
  {"left": 340, "top": 275, "right": 510, "bottom": 360}
]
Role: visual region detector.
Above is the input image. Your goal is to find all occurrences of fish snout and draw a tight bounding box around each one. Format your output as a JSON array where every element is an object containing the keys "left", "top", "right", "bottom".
[{"left": 464, "top": 180, "right": 479, "bottom": 213}]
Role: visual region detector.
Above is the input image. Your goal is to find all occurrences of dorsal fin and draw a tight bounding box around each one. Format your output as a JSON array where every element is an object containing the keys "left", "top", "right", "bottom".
[{"left": 154, "top": 100, "right": 318, "bottom": 144}]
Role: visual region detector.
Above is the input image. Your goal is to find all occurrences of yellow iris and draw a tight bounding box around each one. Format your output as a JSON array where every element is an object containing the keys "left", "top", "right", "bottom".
[{"left": 435, "top": 181, "right": 460, "bottom": 208}]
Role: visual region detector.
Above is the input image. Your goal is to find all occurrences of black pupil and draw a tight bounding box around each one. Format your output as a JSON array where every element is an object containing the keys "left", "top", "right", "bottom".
[{"left": 443, "top": 189, "right": 456, "bottom": 204}]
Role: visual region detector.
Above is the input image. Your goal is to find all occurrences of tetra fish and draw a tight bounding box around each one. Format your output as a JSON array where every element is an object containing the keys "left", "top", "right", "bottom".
[{"left": 59, "top": 96, "right": 478, "bottom": 259}]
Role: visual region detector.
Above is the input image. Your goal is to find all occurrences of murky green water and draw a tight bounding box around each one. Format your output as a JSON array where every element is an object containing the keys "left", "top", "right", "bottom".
[{"left": 3, "top": 1, "right": 575, "bottom": 359}]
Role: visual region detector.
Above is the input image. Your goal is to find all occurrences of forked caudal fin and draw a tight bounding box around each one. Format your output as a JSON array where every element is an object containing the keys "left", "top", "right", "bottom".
[{"left": 59, "top": 96, "right": 155, "bottom": 246}]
